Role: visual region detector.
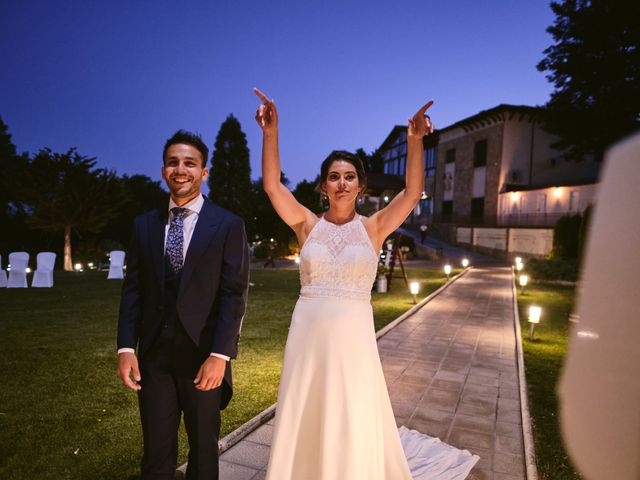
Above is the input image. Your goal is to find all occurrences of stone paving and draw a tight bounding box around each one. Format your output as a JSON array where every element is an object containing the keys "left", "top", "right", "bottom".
[{"left": 214, "top": 266, "right": 525, "bottom": 479}]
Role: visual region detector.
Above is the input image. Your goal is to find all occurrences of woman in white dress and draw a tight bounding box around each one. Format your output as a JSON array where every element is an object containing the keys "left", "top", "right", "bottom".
[{"left": 254, "top": 88, "right": 479, "bottom": 479}]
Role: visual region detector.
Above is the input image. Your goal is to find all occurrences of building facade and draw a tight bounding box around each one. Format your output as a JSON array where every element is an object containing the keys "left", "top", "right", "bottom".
[
  {"left": 378, "top": 126, "right": 438, "bottom": 223},
  {"left": 432, "top": 104, "right": 600, "bottom": 229}
]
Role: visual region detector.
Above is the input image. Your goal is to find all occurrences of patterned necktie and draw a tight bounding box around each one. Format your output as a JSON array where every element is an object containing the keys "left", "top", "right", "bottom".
[{"left": 165, "top": 207, "right": 190, "bottom": 274}]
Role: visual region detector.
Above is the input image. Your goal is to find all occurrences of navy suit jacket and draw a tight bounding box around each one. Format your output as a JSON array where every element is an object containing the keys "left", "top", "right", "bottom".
[{"left": 117, "top": 197, "right": 249, "bottom": 408}]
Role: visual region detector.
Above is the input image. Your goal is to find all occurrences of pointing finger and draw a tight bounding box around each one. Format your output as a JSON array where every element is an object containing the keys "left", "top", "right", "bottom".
[
  {"left": 416, "top": 99, "right": 434, "bottom": 117},
  {"left": 253, "top": 87, "right": 270, "bottom": 104}
]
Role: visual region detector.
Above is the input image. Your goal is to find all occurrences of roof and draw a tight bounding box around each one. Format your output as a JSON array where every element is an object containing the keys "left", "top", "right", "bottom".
[
  {"left": 502, "top": 180, "right": 598, "bottom": 193},
  {"left": 438, "top": 104, "right": 541, "bottom": 134},
  {"left": 378, "top": 104, "right": 538, "bottom": 151},
  {"left": 365, "top": 172, "right": 405, "bottom": 193}
]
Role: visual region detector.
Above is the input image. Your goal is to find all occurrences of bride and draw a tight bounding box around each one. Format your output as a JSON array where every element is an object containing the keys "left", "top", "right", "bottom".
[{"left": 254, "top": 88, "right": 479, "bottom": 479}]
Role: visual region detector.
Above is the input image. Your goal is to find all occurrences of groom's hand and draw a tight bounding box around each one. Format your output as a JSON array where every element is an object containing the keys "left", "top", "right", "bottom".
[
  {"left": 117, "top": 352, "right": 142, "bottom": 391},
  {"left": 194, "top": 356, "right": 226, "bottom": 391}
]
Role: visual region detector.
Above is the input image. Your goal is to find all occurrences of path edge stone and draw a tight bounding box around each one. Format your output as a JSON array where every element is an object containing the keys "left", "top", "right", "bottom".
[
  {"left": 176, "top": 266, "right": 472, "bottom": 477},
  {"left": 511, "top": 268, "right": 539, "bottom": 480}
]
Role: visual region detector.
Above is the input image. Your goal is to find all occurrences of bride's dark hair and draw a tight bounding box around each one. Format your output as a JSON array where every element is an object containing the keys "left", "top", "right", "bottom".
[{"left": 316, "top": 150, "right": 367, "bottom": 194}]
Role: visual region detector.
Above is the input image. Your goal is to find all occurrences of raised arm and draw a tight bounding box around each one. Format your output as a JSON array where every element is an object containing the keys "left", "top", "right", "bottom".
[
  {"left": 254, "top": 88, "right": 315, "bottom": 234},
  {"left": 367, "top": 100, "right": 434, "bottom": 249}
]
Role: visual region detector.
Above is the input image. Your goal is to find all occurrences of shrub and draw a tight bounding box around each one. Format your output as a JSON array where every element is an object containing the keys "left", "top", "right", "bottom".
[
  {"left": 527, "top": 257, "right": 579, "bottom": 282},
  {"left": 553, "top": 213, "right": 582, "bottom": 258}
]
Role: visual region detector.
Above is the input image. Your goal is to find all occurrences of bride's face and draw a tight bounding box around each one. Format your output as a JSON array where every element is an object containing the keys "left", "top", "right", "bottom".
[{"left": 322, "top": 160, "right": 362, "bottom": 206}]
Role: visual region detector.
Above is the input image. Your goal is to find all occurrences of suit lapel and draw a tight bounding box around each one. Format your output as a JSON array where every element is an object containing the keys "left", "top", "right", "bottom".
[
  {"left": 148, "top": 208, "right": 168, "bottom": 293},
  {"left": 179, "top": 199, "right": 221, "bottom": 296}
]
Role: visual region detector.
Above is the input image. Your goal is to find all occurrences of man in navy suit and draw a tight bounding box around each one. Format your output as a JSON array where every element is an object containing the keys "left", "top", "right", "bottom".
[{"left": 117, "top": 130, "right": 249, "bottom": 480}]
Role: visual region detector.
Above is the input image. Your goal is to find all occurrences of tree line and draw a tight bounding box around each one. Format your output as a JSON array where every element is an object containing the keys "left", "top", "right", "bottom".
[
  {"left": 3, "top": 0, "right": 638, "bottom": 270},
  {"left": 0, "top": 114, "right": 383, "bottom": 270}
]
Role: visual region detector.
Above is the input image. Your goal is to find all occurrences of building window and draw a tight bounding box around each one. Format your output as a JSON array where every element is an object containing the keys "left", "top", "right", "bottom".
[
  {"left": 425, "top": 147, "right": 437, "bottom": 177},
  {"left": 473, "top": 140, "right": 487, "bottom": 167},
  {"left": 442, "top": 200, "right": 453, "bottom": 222},
  {"left": 569, "top": 190, "right": 580, "bottom": 212},
  {"left": 445, "top": 148, "right": 456, "bottom": 164},
  {"left": 471, "top": 197, "right": 484, "bottom": 221}
]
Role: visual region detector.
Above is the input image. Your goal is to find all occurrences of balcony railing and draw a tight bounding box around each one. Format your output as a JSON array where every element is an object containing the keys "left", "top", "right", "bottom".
[{"left": 431, "top": 212, "right": 576, "bottom": 227}]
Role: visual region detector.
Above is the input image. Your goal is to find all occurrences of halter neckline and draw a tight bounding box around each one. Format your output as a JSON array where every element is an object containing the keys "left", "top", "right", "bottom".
[{"left": 321, "top": 214, "right": 359, "bottom": 227}]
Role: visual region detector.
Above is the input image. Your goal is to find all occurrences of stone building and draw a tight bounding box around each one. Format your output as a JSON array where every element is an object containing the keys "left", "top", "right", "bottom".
[
  {"left": 375, "top": 104, "right": 601, "bottom": 252},
  {"left": 432, "top": 104, "right": 600, "bottom": 239}
]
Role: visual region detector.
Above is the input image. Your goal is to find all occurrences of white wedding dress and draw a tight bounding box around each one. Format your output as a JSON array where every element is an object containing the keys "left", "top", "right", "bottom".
[{"left": 265, "top": 215, "right": 479, "bottom": 479}]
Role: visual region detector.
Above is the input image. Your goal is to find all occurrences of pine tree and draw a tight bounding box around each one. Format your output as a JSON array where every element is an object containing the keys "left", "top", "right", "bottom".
[
  {"left": 208, "top": 115, "right": 253, "bottom": 221},
  {"left": 537, "top": 0, "right": 640, "bottom": 160}
]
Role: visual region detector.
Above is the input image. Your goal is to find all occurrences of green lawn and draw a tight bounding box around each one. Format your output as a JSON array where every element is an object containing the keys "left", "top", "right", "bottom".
[
  {"left": 517, "top": 282, "right": 584, "bottom": 480},
  {"left": 0, "top": 267, "right": 453, "bottom": 480}
]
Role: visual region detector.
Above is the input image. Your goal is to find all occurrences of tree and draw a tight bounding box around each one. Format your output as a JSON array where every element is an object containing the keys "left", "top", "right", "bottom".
[
  {"left": 20, "top": 148, "right": 126, "bottom": 270},
  {"left": 355, "top": 147, "right": 384, "bottom": 174},
  {"left": 292, "top": 177, "right": 322, "bottom": 213},
  {"left": 537, "top": 0, "right": 640, "bottom": 160},
  {"left": 0, "top": 117, "right": 18, "bottom": 217},
  {"left": 250, "top": 172, "right": 292, "bottom": 245},
  {"left": 208, "top": 115, "right": 253, "bottom": 221},
  {"left": 0, "top": 116, "right": 31, "bottom": 253},
  {"left": 101, "top": 174, "right": 167, "bottom": 247}
]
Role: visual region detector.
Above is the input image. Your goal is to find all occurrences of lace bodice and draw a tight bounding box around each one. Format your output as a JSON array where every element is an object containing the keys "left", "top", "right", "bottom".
[{"left": 299, "top": 215, "right": 378, "bottom": 301}]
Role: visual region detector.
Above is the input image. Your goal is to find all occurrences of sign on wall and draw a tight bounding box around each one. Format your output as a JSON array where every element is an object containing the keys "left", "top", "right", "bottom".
[
  {"left": 457, "top": 227, "right": 472, "bottom": 244},
  {"left": 508, "top": 228, "right": 553, "bottom": 256},
  {"left": 473, "top": 228, "right": 507, "bottom": 251}
]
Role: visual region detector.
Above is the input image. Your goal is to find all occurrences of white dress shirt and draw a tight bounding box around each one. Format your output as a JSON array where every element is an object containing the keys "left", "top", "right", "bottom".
[{"left": 118, "top": 195, "right": 230, "bottom": 361}]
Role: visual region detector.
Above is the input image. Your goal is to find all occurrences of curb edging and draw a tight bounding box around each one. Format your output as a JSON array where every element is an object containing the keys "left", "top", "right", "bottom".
[{"left": 511, "top": 268, "right": 539, "bottom": 480}]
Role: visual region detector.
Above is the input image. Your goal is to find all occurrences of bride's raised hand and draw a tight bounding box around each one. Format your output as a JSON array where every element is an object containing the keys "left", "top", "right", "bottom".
[
  {"left": 254, "top": 87, "right": 278, "bottom": 133},
  {"left": 408, "top": 100, "right": 434, "bottom": 138}
]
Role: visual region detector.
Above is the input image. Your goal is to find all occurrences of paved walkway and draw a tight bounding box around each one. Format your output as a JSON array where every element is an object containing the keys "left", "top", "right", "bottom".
[{"left": 214, "top": 266, "right": 526, "bottom": 479}]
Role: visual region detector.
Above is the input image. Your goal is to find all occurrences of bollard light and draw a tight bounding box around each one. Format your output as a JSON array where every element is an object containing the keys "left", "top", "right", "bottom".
[
  {"left": 294, "top": 255, "right": 300, "bottom": 265},
  {"left": 516, "top": 261, "right": 524, "bottom": 272},
  {"left": 444, "top": 264, "right": 452, "bottom": 280},
  {"left": 74, "top": 263, "right": 83, "bottom": 272},
  {"left": 26, "top": 267, "right": 32, "bottom": 273},
  {"left": 410, "top": 281, "right": 420, "bottom": 304},
  {"left": 384, "top": 196, "right": 389, "bottom": 203},
  {"left": 528, "top": 305, "right": 542, "bottom": 340},
  {"left": 462, "top": 258, "right": 469, "bottom": 268},
  {"left": 515, "top": 257, "right": 522, "bottom": 264},
  {"left": 519, "top": 274, "right": 528, "bottom": 294},
  {"left": 88, "top": 262, "right": 94, "bottom": 269}
]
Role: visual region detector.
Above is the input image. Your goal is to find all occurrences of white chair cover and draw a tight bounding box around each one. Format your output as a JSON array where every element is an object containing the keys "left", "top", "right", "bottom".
[
  {"left": 107, "top": 250, "right": 125, "bottom": 279},
  {"left": 7, "top": 251, "right": 29, "bottom": 288},
  {"left": 31, "top": 252, "right": 56, "bottom": 288},
  {"left": 0, "top": 254, "right": 7, "bottom": 288}
]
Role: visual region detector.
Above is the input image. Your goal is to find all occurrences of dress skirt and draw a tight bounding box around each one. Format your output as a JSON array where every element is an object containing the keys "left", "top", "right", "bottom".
[{"left": 265, "top": 295, "right": 413, "bottom": 480}]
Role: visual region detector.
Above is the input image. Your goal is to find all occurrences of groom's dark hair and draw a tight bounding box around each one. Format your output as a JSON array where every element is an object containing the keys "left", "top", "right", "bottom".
[{"left": 163, "top": 130, "right": 209, "bottom": 167}]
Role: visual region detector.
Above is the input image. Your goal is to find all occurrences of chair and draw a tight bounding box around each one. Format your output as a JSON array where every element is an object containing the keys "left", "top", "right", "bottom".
[
  {"left": 7, "top": 251, "right": 29, "bottom": 288},
  {"left": 0, "top": 254, "right": 7, "bottom": 288},
  {"left": 31, "top": 252, "right": 56, "bottom": 288},
  {"left": 107, "top": 250, "right": 125, "bottom": 279}
]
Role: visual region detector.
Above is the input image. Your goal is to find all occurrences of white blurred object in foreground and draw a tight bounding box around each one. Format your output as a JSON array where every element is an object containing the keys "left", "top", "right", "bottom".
[{"left": 559, "top": 131, "right": 640, "bottom": 479}]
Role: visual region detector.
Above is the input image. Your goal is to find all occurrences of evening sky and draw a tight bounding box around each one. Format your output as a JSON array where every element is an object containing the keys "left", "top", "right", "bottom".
[{"left": 0, "top": 0, "right": 555, "bottom": 190}]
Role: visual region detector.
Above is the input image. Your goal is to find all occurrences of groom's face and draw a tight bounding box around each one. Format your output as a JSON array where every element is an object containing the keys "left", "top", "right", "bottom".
[{"left": 162, "top": 143, "right": 209, "bottom": 202}]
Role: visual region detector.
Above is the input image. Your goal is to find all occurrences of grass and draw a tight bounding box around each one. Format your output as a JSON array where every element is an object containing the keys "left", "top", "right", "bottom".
[
  {"left": 0, "top": 266, "right": 454, "bottom": 480},
  {"left": 517, "top": 281, "right": 584, "bottom": 480}
]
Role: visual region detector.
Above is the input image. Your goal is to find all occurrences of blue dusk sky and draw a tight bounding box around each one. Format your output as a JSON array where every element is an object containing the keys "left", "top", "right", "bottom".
[{"left": 0, "top": 1, "right": 555, "bottom": 190}]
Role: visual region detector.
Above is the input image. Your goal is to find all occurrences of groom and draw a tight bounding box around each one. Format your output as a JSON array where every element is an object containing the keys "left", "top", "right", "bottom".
[{"left": 117, "top": 130, "right": 249, "bottom": 480}]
